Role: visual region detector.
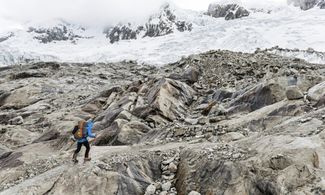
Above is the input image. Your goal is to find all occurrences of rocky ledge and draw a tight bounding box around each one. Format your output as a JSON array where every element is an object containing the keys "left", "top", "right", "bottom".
[
  {"left": 0, "top": 50, "right": 325, "bottom": 194},
  {"left": 288, "top": 0, "right": 325, "bottom": 10},
  {"left": 206, "top": 2, "right": 250, "bottom": 20},
  {"left": 28, "top": 23, "right": 88, "bottom": 44}
]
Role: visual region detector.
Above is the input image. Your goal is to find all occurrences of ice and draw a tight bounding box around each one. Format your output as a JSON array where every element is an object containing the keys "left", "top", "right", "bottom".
[{"left": 0, "top": 3, "right": 325, "bottom": 66}]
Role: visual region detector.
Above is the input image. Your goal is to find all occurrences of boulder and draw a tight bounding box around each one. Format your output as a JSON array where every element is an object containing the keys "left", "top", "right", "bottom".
[
  {"left": 0, "top": 152, "right": 23, "bottom": 169},
  {"left": 146, "top": 78, "right": 194, "bottom": 121},
  {"left": 307, "top": 81, "right": 325, "bottom": 102},
  {"left": 2, "top": 86, "right": 41, "bottom": 109},
  {"left": 82, "top": 103, "right": 101, "bottom": 114},
  {"left": 94, "top": 108, "right": 124, "bottom": 131},
  {"left": 145, "top": 184, "right": 156, "bottom": 195},
  {"left": 176, "top": 152, "right": 263, "bottom": 195},
  {"left": 269, "top": 154, "right": 293, "bottom": 170},
  {"left": 99, "top": 86, "right": 123, "bottom": 98},
  {"left": 168, "top": 162, "right": 178, "bottom": 173},
  {"left": 181, "top": 67, "right": 200, "bottom": 84},
  {"left": 276, "top": 164, "right": 315, "bottom": 191},
  {"left": 229, "top": 82, "right": 286, "bottom": 113},
  {"left": 33, "top": 129, "right": 60, "bottom": 143},
  {"left": 212, "top": 89, "right": 233, "bottom": 102},
  {"left": 161, "top": 181, "right": 172, "bottom": 191},
  {"left": 188, "top": 191, "right": 201, "bottom": 195},
  {"left": 95, "top": 119, "right": 151, "bottom": 145},
  {"left": 93, "top": 120, "right": 127, "bottom": 146},
  {"left": 117, "top": 121, "right": 152, "bottom": 145},
  {"left": 0, "top": 145, "right": 12, "bottom": 160},
  {"left": 285, "top": 86, "right": 303, "bottom": 100}
]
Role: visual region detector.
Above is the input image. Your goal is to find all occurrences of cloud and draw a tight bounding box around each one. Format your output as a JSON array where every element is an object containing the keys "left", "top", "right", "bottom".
[
  {"left": 0, "top": 0, "right": 170, "bottom": 26},
  {"left": 0, "top": 0, "right": 289, "bottom": 29}
]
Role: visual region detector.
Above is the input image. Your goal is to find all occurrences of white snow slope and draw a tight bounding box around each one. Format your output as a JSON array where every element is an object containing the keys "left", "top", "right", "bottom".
[{"left": 1, "top": 4, "right": 325, "bottom": 66}]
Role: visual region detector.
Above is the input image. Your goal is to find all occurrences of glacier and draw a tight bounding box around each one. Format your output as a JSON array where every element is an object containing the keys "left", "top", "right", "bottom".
[{"left": 0, "top": 3, "right": 325, "bottom": 66}]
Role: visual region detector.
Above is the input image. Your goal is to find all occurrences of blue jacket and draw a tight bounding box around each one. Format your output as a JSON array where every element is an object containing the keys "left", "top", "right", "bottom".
[{"left": 78, "top": 120, "right": 96, "bottom": 143}]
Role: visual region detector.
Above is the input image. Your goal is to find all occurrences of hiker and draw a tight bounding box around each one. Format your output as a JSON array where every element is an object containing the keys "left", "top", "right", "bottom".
[{"left": 72, "top": 117, "right": 96, "bottom": 163}]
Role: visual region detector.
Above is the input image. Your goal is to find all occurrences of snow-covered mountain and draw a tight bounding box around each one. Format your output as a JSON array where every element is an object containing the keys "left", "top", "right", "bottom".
[
  {"left": 1, "top": 1, "right": 325, "bottom": 66},
  {"left": 103, "top": 4, "right": 192, "bottom": 44}
]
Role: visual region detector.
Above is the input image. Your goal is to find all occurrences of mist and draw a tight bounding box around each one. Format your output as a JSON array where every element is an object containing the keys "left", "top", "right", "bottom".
[
  {"left": 0, "top": 0, "right": 289, "bottom": 30},
  {"left": 0, "top": 0, "right": 171, "bottom": 27}
]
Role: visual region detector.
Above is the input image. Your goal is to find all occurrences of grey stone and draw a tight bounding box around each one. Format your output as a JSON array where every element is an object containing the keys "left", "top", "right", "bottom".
[
  {"left": 189, "top": 191, "right": 201, "bottom": 195},
  {"left": 307, "top": 81, "right": 325, "bottom": 101},
  {"left": 161, "top": 181, "right": 172, "bottom": 191},
  {"left": 286, "top": 86, "right": 304, "bottom": 100},
  {"left": 168, "top": 162, "right": 178, "bottom": 173},
  {"left": 145, "top": 184, "right": 156, "bottom": 195}
]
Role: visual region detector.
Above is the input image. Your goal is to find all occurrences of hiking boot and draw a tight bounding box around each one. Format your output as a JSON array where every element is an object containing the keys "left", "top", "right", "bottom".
[
  {"left": 84, "top": 157, "right": 92, "bottom": 161},
  {"left": 72, "top": 153, "right": 78, "bottom": 163}
]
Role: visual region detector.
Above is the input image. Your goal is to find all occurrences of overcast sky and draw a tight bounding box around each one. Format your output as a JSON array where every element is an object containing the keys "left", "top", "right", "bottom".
[{"left": 0, "top": 0, "right": 287, "bottom": 29}]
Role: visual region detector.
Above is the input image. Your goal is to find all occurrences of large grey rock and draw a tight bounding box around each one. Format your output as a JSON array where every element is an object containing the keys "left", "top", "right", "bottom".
[
  {"left": 147, "top": 78, "right": 194, "bottom": 121},
  {"left": 176, "top": 151, "right": 265, "bottom": 195},
  {"left": 229, "top": 82, "right": 286, "bottom": 113},
  {"left": 169, "top": 67, "right": 200, "bottom": 84},
  {"left": 0, "top": 145, "right": 12, "bottom": 160},
  {"left": 286, "top": 86, "right": 304, "bottom": 100},
  {"left": 2, "top": 86, "right": 41, "bottom": 109},
  {"left": 307, "top": 81, "right": 325, "bottom": 101},
  {"left": 32, "top": 129, "right": 60, "bottom": 143},
  {"left": 117, "top": 121, "right": 152, "bottom": 145},
  {"left": 188, "top": 191, "right": 201, "bottom": 195},
  {"left": 207, "top": 3, "right": 249, "bottom": 20},
  {"left": 161, "top": 181, "right": 172, "bottom": 191},
  {"left": 145, "top": 184, "right": 156, "bottom": 195},
  {"left": 212, "top": 89, "right": 234, "bottom": 102}
]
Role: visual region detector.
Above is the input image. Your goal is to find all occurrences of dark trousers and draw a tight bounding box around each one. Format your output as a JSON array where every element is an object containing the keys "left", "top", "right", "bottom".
[{"left": 74, "top": 141, "right": 90, "bottom": 158}]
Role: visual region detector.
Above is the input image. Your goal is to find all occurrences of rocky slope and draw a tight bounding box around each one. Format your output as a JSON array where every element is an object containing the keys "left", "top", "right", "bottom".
[
  {"left": 0, "top": 50, "right": 325, "bottom": 195},
  {"left": 288, "top": 0, "right": 325, "bottom": 10}
]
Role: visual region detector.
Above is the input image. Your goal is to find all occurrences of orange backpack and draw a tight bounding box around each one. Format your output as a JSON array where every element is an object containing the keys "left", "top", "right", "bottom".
[{"left": 73, "top": 120, "right": 87, "bottom": 140}]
